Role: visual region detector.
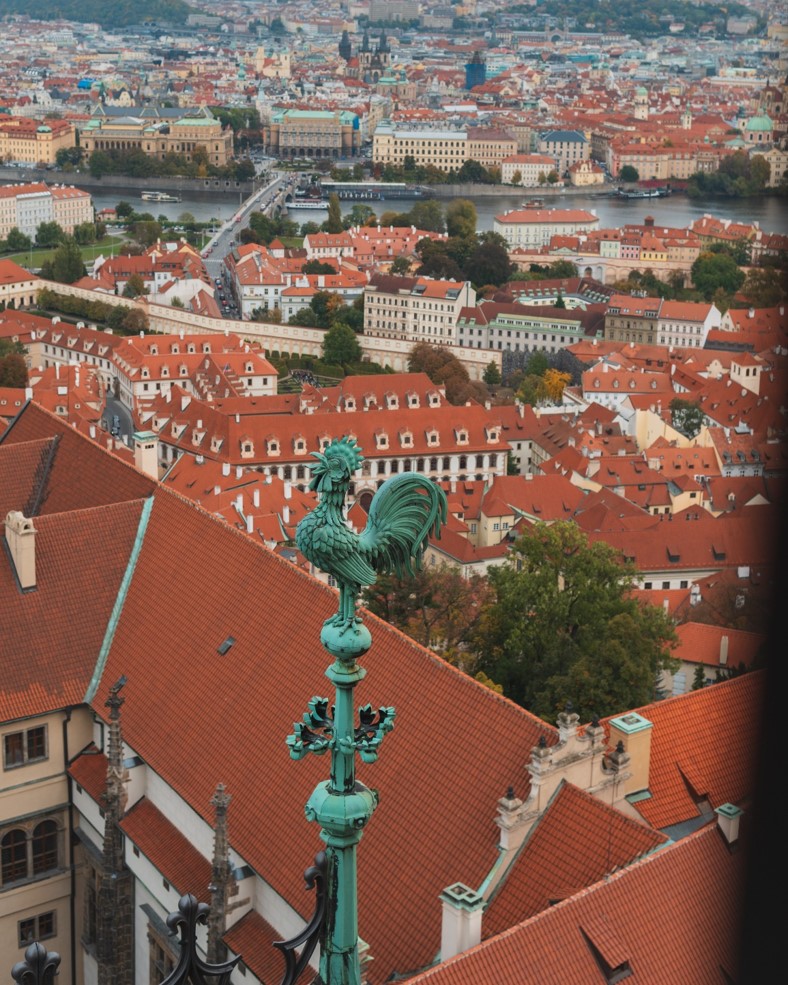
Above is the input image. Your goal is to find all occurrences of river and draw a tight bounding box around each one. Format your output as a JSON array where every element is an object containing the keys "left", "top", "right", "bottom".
[{"left": 89, "top": 187, "right": 788, "bottom": 236}]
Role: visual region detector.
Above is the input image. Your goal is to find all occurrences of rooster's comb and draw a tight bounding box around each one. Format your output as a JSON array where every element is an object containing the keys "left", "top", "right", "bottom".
[{"left": 325, "top": 435, "right": 364, "bottom": 472}]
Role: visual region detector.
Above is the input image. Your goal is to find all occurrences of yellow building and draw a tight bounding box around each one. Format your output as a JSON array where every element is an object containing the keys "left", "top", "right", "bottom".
[
  {"left": 373, "top": 123, "right": 515, "bottom": 172},
  {"left": 265, "top": 109, "right": 361, "bottom": 160},
  {"left": 0, "top": 118, "right": 76, "bottom": 166},
  {"left": 80, "top": 107, "right": 233, "bottom": 167}
]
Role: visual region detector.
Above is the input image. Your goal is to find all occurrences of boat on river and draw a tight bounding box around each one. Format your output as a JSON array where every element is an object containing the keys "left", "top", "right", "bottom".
[{"left": 141, "top": 191, "right": 182, "bottom": 203}]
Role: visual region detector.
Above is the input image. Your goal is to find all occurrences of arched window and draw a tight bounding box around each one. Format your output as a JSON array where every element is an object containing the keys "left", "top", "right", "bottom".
[
  {"left": 32, "top": 820, "right": 58, "bottom": 875},
  {"left": 1, "top": 829, "right": 26, "bottom": 884}
]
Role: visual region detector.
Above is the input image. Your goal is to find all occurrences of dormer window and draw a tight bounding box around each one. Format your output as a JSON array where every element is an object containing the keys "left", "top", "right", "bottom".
[
  {"left": 266, "top": 437, "right": 280, "bottom": 456},
  {"left": 319, "top": 435, "right": 330, "bottom": 451},
  {"left": 150, "top": 345, "right": 159, "bottom": 355},
  {"left": 376, "top": 431, "right": 389, "bottom": 450},
  {"left": 400, "top": 430, "right": 413, "bottom": 447},
  {"left": 241, "top": 440, "right": 254, "bottom": 458},
  {"left": 202, "top": 343, "right": 211, "bottom": 353},
  {"left": 211, "top": 436, "right": 223, "bottom": 452},
  {"left": 180, "top": 365, "right": 188, "bottom": 377},
  {"left": 293, "top": 436, "right": 306, "bottom": 454},
  {"left": 385, "top": 393, "right": 398, "bottom": 409},
  {"left": 428, "top": 392, "right": 440, "bottom": 407},
  {"left": 142, "top": 368, "right": 150, "bottom": 379},
  {"left": 486, "top": 428, "right": 500, "bottom": 443},
  {"left": 161, "top": 366, "right": 170, "bottom": 378},
  {"left": 455, "top": 429, "right": 468, "bottom": 445},
  {"left": 407, "top": 393, "right": 419, "bottom": 408},
  {"left": 172, "top": 344, "right": 180, "bottom": 354},
  {"left": 246, "top": 363, "right": 254, "bottom": 373},
  {"left": 427, "top": 429, "right": 439, "bottom": 446},
  {"left": 344, "top": 397, "right": 356, "bottom": 411}
]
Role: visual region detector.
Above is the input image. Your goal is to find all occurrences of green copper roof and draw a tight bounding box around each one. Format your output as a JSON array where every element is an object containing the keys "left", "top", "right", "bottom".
[
  {"left": 745, "top": 111, "right": 773, "bottom": 132},
  {"left": 609, "top": 712, "right": 653, "bottom": 735}
]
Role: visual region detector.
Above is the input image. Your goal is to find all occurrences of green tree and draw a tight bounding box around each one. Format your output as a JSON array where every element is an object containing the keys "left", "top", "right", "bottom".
[
  {"left": 35, "top": 221, "right": 64, "bottom": 248},
  {"left": 408, "top": 342, "right": 486, "bottom": 405},
  {"left": 739, "top": 265, "right": 787, "bottom": 308},
  {"left": 363, "top": 567, "right": 493, "bottom": 665},
  {"left": 115, "top": 201, "right": 134, "bottom": 219},
  {"left": 325, "top": 193, "right": 343, "bottom": 234},
  {"left": 445, "top": 198, "right": 477, "bottom": 239},
  {"left": 691, "top": 251, "right": 745, "bottom": 301},
  {"left": 691, "top": 664, "right": 707, "bottom": 691},
  {"left": 483, "top": 360, "right": 501, "bottom": 386},
  {"left": 619, "top": 164, "right": 640, "bottom": 183},
  {"left": 510, "top": 170, "right": 522, "bottom": 186},
  {"left": 345, "top": 203, "right": 376, "bottom": 227},
  {"left": 546, "top": 170, "right": 560, "bottom": 184},
  {"left": 178, "top": 211, "right": 196, "bottom": 225},
  {"left": 408, "top": 199, "right": 445, "bottom": 233},
  {"left": 670, "top": 398, "right": 704, "bottom": 438},
  {"left": 472, "top": 522, "right": 677, "bottom": 719},
  {"left": 323, "top": 322, "right": 362, "bottom": 366},
  {"left": 5, "top": 227, "right": 31, "bottom": 252},
  {"left": 464, "top": 239, "right": 514, "bottom": 287},
  {"left": 131, "top": 220, "right": 163, "bottom": 248},
  {"left": 48, "top": 237, "right": 85, "bottom": 284},
  {"left": 171, "top": 296, "right": 185, "bottom": 308},
  {"left": 554, "top": 291, "right": 566, "bottom": 309},
  {"left": 122, "top": 273, "right": 147, "bottom": 298},
  {"left": 526, "top": 350, "right": 550, "bottom": 377},
  {"left": 73, "top": 222, "right": 98, "bottom": 245},
  {"left": 302, "top": 260, "right": 337, "bottom": 275},
  {"left": 516, "top": 373, "right": 549, "bottom": 406},
  {"left": 389, "top": 256, "right": 411, "bottom": 276},
  {"left": 0, "top": 339, "right": 28, "bottom": 388},
  {"left": 310, "top": 290, "right": 347, "bottom": 329}
]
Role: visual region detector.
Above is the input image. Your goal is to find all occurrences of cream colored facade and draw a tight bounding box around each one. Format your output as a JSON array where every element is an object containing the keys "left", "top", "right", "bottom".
[
  {"left": 466, "top": 134, "right": 518, "bottom": 168},
  {"left": 373, "top": 125, "right": 467, "bottom": 171},
  {"left": 501, "top": 155, "right": 557, "bottom": 185},
  {"left": 266, "top": 109, "right": 360, "bottom": 159},
  {"left": 0, "top": 707, "right": 93, "bottom": 972},
  {"left": 0, "top": 183, "right": 93, "bottom": 240},
  {"left": 364, "top": 276, "right": 477, "bottom": 345},
  {"left": 0, "top": 118, "right": 76, "bottom": 166},
  {"left": 80, "top": 112, "right": 233, "bottom": 167}
]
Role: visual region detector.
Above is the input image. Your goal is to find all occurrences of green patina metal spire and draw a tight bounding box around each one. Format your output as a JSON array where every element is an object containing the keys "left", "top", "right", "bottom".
[{"left": 288, "top": 437, "right": 447, "bottom": 984}]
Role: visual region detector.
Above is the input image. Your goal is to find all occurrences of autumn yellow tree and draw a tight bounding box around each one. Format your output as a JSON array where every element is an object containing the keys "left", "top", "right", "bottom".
[{"left": 543, "top": 368, "right": 571, "bottom": 402}]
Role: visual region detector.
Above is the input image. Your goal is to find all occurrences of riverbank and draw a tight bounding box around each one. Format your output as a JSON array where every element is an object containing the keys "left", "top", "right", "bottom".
[
  {"left": 0, "top": 166, "right": 257, "bottom": 198},
  {"left": 421, "top": 182, "right": 614, "bottom": 199}
]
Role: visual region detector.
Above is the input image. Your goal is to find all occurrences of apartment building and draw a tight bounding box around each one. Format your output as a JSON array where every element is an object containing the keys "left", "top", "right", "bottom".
[
  {"left": 537, "top": 130, "right": 589, "bottom": 175},
  {"left": 265, "top": 109, "right": 361, "bottom": 160},
  {"left": 604, "top": 295, "right": 720, "bottom": 347},
  {"left": 0, "top": 260, "right": 41, "bottom": 309},
  {"left": 501, "top": 154, "right": 558, "bottom": 186},
  {"left": 373, "top": 124, "right": 467, "bottom": 171},
  {"left": 363, "top": 273, "right": 477, "bottom": 344},
  {"left": 493, "top": 207, "right": 599, "bottom": 249},
  {"left": 0, "top": 182, "right": 93, "bottom": 240},
  {"left": 465, "top": 129, "right": 518, "bottom": 168},
  {"left": 457, "top": 300, "right": 596, "bottom": 354},
  {"left": 0, "top": 116, "right": 75, "bottom": 166}
]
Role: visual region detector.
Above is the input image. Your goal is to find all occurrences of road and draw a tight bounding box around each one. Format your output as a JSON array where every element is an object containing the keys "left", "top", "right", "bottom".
[{"left": 202, "top": 171, "right": 301, "bottom": 318}]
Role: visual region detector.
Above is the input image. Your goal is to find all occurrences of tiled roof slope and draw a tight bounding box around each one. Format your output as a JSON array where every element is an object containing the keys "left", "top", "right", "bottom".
[
  {"left": 611, "top": 672, "right": 763, "bottom": 830},
  {"left": 224, "top": 910, "right": 286, "bottom": 985},
  {"left": 68, "top": 746, "right": 107, "bottom": 803},
  {"left": 483, "top": 782, "right": 668, "bottom": 937},
  {"left": 0, "top": 500, "right": 146, "bottom": 722},
  {"left": 407, "top": 821, "right": 746, "bottom": 985},
  {"left": 94, "top": 490, "right": 555, "bottom": 983},
  {"left": 0, "top": 402, "right": 154, "bottom": 512},
  {"left": 0, "top": 436, "right": 56, "bottom": 517},
  {"left": 120, "top": 798, "right": 212, "bottom": 903}
]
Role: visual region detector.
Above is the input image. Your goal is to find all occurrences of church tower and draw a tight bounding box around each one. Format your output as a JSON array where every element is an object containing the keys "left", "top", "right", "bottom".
[
  {"left": 634, "top": 86, "right": 649, "bottom": 121},
  {"left": 339, "top": 30, "right": 352, "bottom": 63}
]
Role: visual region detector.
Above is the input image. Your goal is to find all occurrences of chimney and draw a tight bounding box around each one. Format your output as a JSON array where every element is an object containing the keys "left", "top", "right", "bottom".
[
  {"left": 235, "top": 493, "right": 244, "bottom": 512},
  {"left": 89, "top": 424, "right": 96, "bottom": 439},
  {"left": 607, "top": 712, "right": 653, "bottom": 795},
  {"left": 440, "top": 884, "right": 484, "bottom": 962},
  {"left": 246, "top": 513, "right": 254, "bottom": 534},
  {"left": 196, "top": 455, "right": 204, "bottom": 464},
  {"left": 715, "top": 803, "right": 743, "bottom": 849},
  {"left": 222, "top": 462, "right": 231, "bottom": 476},
  {"left": 282, "top": 504, "right": 291, "bottom": 526},
  {"left": 253, "top": 488, "right": 260, "bottom": 508},
  {"left": 284, "top": 480, "right": 292, "bottom": 500},
  {"left": 719, "top": 634, "right": 729, "bottom": 666},
  {"left": 214, "top": 485, "right": 221, "bottom": 495},
  {"left": 133, "top": 431, "right": 159, "bottom": 479},
  {"left": 5, "top": 512, "right": 37, "bottom": 590},
  {"left": 236, "top": 465, "right": 243, "bottom": 479},
  {"left": 181, "top": 394, "right": 191, "bottom": 410},
  {"left": 748, "top": 308, "right": 754, "bottom": 319}
]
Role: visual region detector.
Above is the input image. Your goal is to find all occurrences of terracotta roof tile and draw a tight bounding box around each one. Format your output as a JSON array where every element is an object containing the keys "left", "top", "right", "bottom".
[
  {"left": 406, "top": 821, "right": 747, "bottom": 985},
  {"left": 484, "top": 782, "right": 667, "bottom": 936},
  {"left": 609, "top": 672, "right": 763, "bottom": 830},
  {"left": 120, "top": 798, "right": 212, "bottom": 903},
  {"left": 224, "top": 910, "right": 289, "bottom": 984}
]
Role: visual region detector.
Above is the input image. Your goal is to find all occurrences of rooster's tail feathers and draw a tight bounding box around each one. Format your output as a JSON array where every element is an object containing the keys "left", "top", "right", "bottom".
[{"left": 361, "top": 473, "right": 448, "bottom": 578}]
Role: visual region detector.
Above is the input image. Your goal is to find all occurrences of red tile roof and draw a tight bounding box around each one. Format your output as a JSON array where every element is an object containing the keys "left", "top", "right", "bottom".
[
  {"left": 610, "top": 672, "right": 763, "bottom": 830},
  {"left": 0, "top": 499, "right": 146, "bottom": 722},
  {"left": 673, "top": 622, "right": 766, "bottom": 669},
  {"left": 406, "top": 820, "right": 747, "bottom": 985},
  {"left": 484, "top": 782, "right": 667, "bottom": 936},
  {"left": 120, "top": 798, "right": 212, "bottom": 903},
  {"left": 224, "top": 910, "right": 290, "bottom": 984},
  {"left": 0, "top": 402, "right": 154, "bottom": 512}
]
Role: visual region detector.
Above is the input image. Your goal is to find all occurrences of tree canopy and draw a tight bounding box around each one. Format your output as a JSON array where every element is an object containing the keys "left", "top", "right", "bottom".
[
  {"left": 471, "top": 522, "right": 677, "bottom": 720},
  {"left": 445, "top": 199, "right": 477, "bottom": 239},
  {"left": 408, "top": 342, "right": 488, "bottom": 406},
  {"left": 322, "top": 323, "right": 362, "bottom": 367}
]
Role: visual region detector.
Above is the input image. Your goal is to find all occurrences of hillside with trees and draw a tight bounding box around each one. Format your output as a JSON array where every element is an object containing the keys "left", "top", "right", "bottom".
[{"left": 1, "top": 0, "right": 193, "bottom": 27}]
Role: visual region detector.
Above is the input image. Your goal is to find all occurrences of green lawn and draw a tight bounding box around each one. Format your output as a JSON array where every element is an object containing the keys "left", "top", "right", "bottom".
[
  {"left": 3, "top": 235, "right": 125, "bottom": 269},
  {"left": 277, "top": 236, "right": 304, "bottom": 249}
]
